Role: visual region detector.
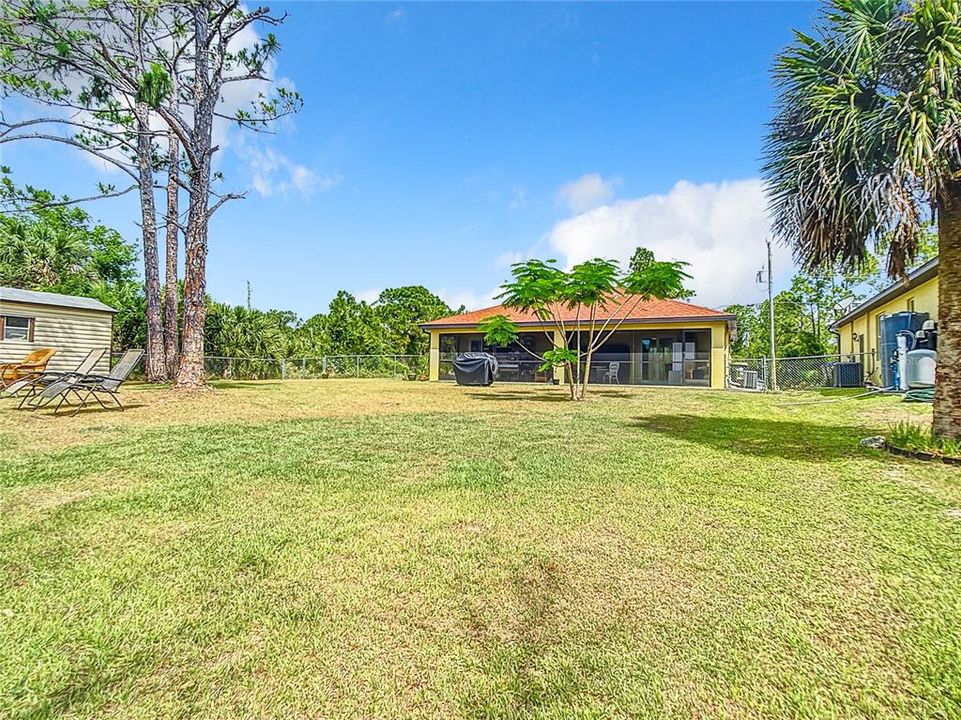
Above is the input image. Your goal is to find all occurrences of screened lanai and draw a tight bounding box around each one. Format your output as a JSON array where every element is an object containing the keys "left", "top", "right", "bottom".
[{"left": 437, "top": 327, "right": 713, "bottom": 387}]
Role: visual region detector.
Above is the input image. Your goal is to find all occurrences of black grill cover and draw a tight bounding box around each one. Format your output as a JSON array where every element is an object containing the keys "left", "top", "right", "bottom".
[{"left": 452, "top": 353, "right": 498, "bottom": 386}]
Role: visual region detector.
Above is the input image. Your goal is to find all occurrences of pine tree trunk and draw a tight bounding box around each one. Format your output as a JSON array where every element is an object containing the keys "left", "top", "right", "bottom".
[
  {"left": 164, "top": 133, "right": 180, "bottom": 379},
  {"left": 933, "top": 186, "right": 961, "bottom": 438},
  {"left": 175, "top": 178, "right": 209, "bottom": 389},
  {"left": 173, "top": 3, "right": 213, "bottom": 390},
  {"left": 135, "top": 104, "right": 167, "bottom": 382},
  {"left": 176, "top": 214, "right": 207, "bottom": 389}
]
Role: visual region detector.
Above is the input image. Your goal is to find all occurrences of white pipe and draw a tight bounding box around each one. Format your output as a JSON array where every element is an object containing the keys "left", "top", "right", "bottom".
[{"left": 896, "top": 333, "right": 909, "bottom": 392}]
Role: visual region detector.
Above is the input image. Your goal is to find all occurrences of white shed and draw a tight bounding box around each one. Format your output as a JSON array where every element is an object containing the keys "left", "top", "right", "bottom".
[{"left": 0, "top": 287, "right": 115, "bottom": 374}]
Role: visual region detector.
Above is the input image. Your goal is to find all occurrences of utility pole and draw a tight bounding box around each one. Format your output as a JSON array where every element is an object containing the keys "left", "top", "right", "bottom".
[
  {"left": 766, "top": 238, "right": 777, "bottom": 391},
  {"left": 246, "top": 280, "right": 252, "bottom": 311}
]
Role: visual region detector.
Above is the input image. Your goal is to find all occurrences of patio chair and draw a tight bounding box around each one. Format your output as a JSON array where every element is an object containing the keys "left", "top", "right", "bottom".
[
  {"left": 30, "top": 349, "right": 143, "bottom": 416},
  {"left": 4, "top": 349, "right": 105, "bottom": 405},
  {"left": 0, "top": 348, "right": 57, "bottom": 388},
  {"left": 602, "top": 361, "right": 620, "bottom": 384}
]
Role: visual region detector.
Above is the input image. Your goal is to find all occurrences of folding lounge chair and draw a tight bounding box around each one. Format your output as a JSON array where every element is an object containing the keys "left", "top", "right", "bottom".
[
  {"left": 31, "top": 349, "right": 143, "bottom": 416},
  {"left": 0, "top": 348, "right": 57, "bottom": 388},
  {"left": 5, "top": 349, "right": 106, "bottom": 406}
]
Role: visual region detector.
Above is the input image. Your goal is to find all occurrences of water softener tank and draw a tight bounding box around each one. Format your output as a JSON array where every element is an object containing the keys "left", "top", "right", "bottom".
[
  {"left": 904, "top": 349, "right": 936, "bottom": 388},
  {"left": 879, "top": 312, "right": 929, "bottom": 388}
]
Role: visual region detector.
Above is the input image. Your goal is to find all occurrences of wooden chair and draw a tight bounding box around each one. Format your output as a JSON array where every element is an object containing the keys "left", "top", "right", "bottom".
[{"left": 0, "top": 348, "right": 57, "bottom": 388}]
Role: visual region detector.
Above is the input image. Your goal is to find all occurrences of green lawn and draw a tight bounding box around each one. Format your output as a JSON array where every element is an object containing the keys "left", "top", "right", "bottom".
[{"left": 1, "top": 380, "right": 959, "bottom": 719}]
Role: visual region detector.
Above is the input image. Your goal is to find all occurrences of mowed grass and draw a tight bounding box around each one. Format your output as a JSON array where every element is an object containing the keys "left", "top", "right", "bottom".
[{"left": 1, "top": 380, "right": 960, "bottom": 719}]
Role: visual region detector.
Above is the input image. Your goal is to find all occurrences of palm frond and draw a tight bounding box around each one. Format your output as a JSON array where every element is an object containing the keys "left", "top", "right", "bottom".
[{"left": 764, "top": 0, "right": 961, "bottom": 279}]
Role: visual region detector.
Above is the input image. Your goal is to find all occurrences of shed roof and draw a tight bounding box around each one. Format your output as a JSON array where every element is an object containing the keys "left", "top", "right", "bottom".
[
  {"left": 0, "top": 286, "right": 117, "bottom": 314},
  {"left": 422, "top": 292, "right": 734, "bottom": 329},
  {"left": 829, "top": 257, "right": 939, "bottom": 330}
]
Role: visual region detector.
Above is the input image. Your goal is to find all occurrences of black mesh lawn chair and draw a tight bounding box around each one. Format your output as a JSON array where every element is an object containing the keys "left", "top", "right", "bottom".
[
  {"left": 30, "top": 349, "right": 143, "bottom": 416},
  {"left": 4, "top": 349, "right": 106, "bottom": 406}
]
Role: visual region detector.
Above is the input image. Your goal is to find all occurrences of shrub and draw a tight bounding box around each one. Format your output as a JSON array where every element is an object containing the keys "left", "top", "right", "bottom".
[{"left": 887, "top": 422, "right": 961, "bottom": 459}]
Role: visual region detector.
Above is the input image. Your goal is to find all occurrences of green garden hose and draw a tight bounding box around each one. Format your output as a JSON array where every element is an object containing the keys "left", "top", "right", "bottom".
[{"left": 903, "top": 388, "right": 935, "bottom": 403}]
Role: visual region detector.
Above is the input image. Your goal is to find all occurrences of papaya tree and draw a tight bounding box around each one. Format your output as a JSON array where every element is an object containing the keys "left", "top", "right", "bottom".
[{"left": 481, "top": 256, "right": 690, "bottom": 400}]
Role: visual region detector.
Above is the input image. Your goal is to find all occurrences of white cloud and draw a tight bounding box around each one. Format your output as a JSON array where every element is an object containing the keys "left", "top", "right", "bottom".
[
  {"left": 385, "top": 7, "right": 406, "bottom": 22},
  {"left": 495, "top": 250, "right": 525, "bottom": 268},
  {"left": 240, "top": 144, "right": 341, "bottom": 198},
  {"left": 438, "top": 286, "right": 501, "bottom": 312},
  {"left": 356, "top": 288, "right": 381, "bottom": 304},
  {"left": 547, "top": 178, "right": 795, "bottom": 308},
  {"left": 555, "top": 173, "right": 618, "bottom": 213}
]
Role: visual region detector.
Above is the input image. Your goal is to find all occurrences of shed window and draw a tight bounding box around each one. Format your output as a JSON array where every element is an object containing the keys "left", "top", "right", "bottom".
[{"left": 2, "top": 316, "right": 32, "bottom": 341}]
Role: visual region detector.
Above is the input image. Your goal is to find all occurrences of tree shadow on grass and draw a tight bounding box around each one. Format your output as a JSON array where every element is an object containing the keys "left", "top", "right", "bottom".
[
  {"left": 466, "top": 391, "right": 572, "bottom": 403},
  {"left": 466, "top": 387, "right": 635, "bottom": 403},
  {"left": 50, "top": 400, "right": 148, "bottom": 416},
  {"left": 630, "top": 414, "right": 878, "bottom": 462},
  {"left": 209, "top": 380, "right": 282, "bottom": 390}
]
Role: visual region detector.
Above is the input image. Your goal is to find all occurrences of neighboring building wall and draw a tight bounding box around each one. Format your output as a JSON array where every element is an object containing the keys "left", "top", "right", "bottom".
[
  {"left": 427, "top": 320, "right": 730, "bottom": 389},
  {"left": 836, "top": 276, "right": 938, "bottom": 384},
  {"left": 0, "top": 300, "right": 113, "bottom": 373}
]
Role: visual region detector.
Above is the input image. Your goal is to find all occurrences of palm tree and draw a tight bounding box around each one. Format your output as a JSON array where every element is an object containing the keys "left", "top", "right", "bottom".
[
  {"left": 765, "top": 0, "right": 961, "bottom": 437},
  {"left": 0, "top": 217, "right": 91, "bottom": 289}
]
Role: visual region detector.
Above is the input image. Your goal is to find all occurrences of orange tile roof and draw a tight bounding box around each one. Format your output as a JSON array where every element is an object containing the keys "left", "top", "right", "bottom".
[{"left": 423, "top": 292, "right": 734, "bottom": 328}]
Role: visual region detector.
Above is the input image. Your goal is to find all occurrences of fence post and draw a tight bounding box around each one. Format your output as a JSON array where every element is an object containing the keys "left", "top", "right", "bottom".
[
  {"left": 281, "top": 359, "right": 286, "bottom": 381},
  {"left": 301, "top": 357, "right": 306, "bottom": 377},
  {"left": 355, "top": 355, "right": 360, "bottom": 378},
  {"left": 323, "top": 356, "right": 327, "bottom": 376}
]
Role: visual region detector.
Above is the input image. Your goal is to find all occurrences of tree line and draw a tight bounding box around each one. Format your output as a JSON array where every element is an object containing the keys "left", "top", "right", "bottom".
[
  {"left": 8, "top": 181, "right": 936, "bottom": 370},
  {"left": 0, "top": 182, "right": 462, "bottom": 369}
]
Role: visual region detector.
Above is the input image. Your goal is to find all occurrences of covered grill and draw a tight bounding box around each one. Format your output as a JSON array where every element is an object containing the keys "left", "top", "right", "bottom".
[{"left": 452, "top": 352, "right": 498, "bottom": 386}]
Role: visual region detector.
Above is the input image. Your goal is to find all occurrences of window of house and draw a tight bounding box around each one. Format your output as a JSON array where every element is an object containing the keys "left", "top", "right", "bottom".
[{"left": 2, "top": 316, "right": 32, "bottom": 341}]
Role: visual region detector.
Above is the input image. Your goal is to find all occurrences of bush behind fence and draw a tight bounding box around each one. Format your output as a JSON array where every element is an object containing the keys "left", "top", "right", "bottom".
[{"left": 115, "top": 354, "right": 428, "bottom": 381}]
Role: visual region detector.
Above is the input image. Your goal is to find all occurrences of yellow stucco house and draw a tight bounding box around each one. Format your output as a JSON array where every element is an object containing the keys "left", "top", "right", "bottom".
[
  {"left": 421, "top": 294, "right": 735, "bottom": 389},
  {"left": 831, "top": 257, "right": 938, "bottom": 385}
]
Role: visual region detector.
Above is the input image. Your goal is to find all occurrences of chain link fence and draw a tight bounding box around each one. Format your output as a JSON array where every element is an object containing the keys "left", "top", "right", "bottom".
[
  {"left": 728, "top": 353, "right": 874, "bottom": 391},
  {"left": 114, "top": 353, "right": 428, "bottom": 381},
  {"left": 114, "top": 350, "right": 878, "bottom": 390}
]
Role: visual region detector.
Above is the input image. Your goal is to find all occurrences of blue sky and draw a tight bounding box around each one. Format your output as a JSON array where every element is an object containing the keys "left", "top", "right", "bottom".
[{"left": 2, "top": 1, "right": 819, "bottom": 319}]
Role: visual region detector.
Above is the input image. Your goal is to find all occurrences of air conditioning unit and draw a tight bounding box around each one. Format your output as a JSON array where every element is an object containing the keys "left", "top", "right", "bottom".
[{"left": 742, "top": 370, "right": 759, "bottom": 390}]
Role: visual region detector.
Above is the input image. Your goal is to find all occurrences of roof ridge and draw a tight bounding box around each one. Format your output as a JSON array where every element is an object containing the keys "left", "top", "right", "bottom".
[{"left": 423, "top": 291, "right": 732, "bottom": 328}]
